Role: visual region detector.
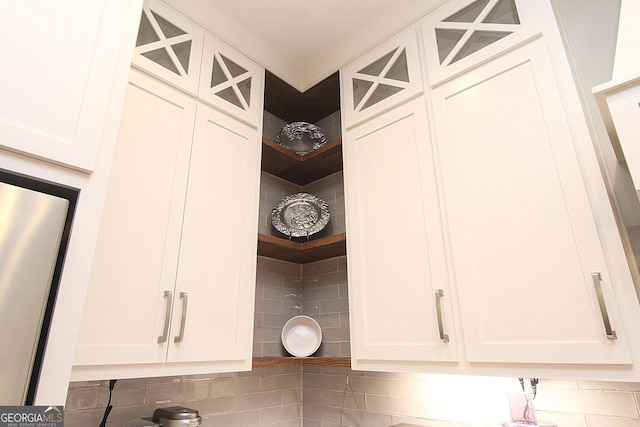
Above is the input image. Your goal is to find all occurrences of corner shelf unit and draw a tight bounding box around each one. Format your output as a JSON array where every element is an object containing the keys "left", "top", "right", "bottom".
[
  {"left": 257, "top": 232, "right": 346, "bottom": 263},
  {"left": 261, "top": 137, "right": 343, "bottom": 186},
  {"left": 258, "top": 137, "right": 346, "bottom": 263},
  {"left": 254, "top": 135, "right": 349, "bottom": 368},
  {"left": 252, "top": 357, "right": 351, "bottom": 369}
]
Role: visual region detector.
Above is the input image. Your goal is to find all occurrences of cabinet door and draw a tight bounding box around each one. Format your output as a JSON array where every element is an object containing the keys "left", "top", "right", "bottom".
[
  {"left": 167, "top": 103, "right": 259, "bottom": 368},
  {"left": 0, "top": 1, "right": 141, "bottom": 172},
  {"left": 198, "top": 34, "right": 265, "bottom": 127},
  {"left": 132, "top": 0, "right": 204, "bottom": 95},
  {"left": 340, "top": 28, "right": 424, "bottom": 129},
  {"left": 421, "top": 0, "right": 540, "bottom": 86},
  {"left": 74, "top": 70, "right": 195, "bottom": 366},
  {"left": 344, "top": 97, "right": 457, "bottom": 367},
  {"left": 430, "top": 39, "right": 632, "bottom": 364}
]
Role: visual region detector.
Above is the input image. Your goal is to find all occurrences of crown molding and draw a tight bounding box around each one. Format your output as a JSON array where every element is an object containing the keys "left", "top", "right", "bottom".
[
  {"left": 301, "top": 0, "right": 444, "bottom": 89},
  {"left": 164, "top": 0, "right": 444, "bottom": 92}
]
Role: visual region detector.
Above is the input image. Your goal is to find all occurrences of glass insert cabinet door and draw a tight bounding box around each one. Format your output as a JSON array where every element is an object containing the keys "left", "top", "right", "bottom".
[
  {"left": 132, "top": 1, "right": 205, "bottom": 95},
  {"left": 341, "top": 28, "right": 424, "bottom": 129},
  {"left": 422, "top": 0, "right": 540, "bottom": 85},
  {"left": 132, "top": 0, "right": 264, "bottom": 126},
  {"left": 198, "top": 34, "right": 264, "bottom": 126}
]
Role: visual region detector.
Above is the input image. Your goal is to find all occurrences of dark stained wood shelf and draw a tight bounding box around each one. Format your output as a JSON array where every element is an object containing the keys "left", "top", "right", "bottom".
[
  {"left": 257, "top": 232, "right": 346, "bottom": 264},
  {"left": 261, "top": 137, "right": 343, "bottom": 186},
  {"left": 252, "top": 357, "right": 351, "bottom": 369}
]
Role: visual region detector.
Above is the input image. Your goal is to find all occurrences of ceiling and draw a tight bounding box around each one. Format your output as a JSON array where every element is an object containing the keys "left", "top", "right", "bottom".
[
  {"left": 168, "top": 0, "right": 444, "bottom": 121},
  {"left": 191, "top": 0, "right": 443, "bottom": 121},
  {"left": 172, "top": 0, "right": 443, "bottom": 91},
  {"left": 203, "top": 0, "right": 408, "bottom": 69}
]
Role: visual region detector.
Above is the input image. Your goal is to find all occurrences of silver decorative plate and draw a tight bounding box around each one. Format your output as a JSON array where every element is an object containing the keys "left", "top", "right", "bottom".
[
  {"left": 271, "top": 193, "right": 330, "bottom": 238},
  {"left": 276, "top": 122, "right": 327, "bottom": 156}
]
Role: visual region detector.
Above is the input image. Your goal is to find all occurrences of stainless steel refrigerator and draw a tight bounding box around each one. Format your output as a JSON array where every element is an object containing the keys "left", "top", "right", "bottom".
[{"left": 0, "top": 172, "right": 77, "bottom": 405}]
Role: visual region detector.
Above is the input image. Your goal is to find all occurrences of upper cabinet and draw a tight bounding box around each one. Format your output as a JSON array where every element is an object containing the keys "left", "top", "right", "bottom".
[
  {"left": 198, "top": 35, "right": 264, "bottom": 126},
  {"left": 341, "top": 29, "right": 424, "bottom": 129},
  {"left": 0, "top": 1, "right": 142, "bottom": 172},
  {"left": 73, "top": 69, "right": 261, "bottom": 380},
  {"left": 422, "top": 0, "right": 540, "bottom": 85},
  {"left": 430, "top": 37, "right": 631, "bottom": 366},
  {"left": 132, "top": 1, "right": 204, "bottom": 95},
  {"left": 73, "top": 1, "right": 263, "bottom": 380},
  {"left": 341, "top": 29, "right": 458, "bottom": 368},
  {"left": 132, "top": 0, "right": 263, "bottom": 126},
  {"left": 344, "top": 96, "right": 458, "bottom": 367},
  {"left": 342, "top": 0, "right": 640, "bottom": 380}
]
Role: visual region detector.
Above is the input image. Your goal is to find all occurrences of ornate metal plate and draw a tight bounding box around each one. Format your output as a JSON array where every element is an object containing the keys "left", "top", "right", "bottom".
[
  {"left": 275, "top": 122, "right": 328, "bottom": 156},
  {"left": 271, "top": 193, "right": 330, "bottom": 238}
]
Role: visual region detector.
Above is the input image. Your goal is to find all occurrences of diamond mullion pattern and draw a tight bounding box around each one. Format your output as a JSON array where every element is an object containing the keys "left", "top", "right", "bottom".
[
  {"left": 210, "top": 52, "right": 251, "bottom": 111},
  {"left": 135, "top": 7, "right": 195, "bottom": 78},
  {"left": 136, "top": 33, "right": 194, "bottom": 76},
  {"left": 434, "top": 0, "right": 520, "bottom": 67},
  {"left": 131, "top": 2, "right": 204, "bottom": 95},
  {"left": 424, "top": 0, "right": 541, "bottom": 85},
  {"left": 351, "top": 46, "right": 411, "bottom": 114},
  {"left": 341, "top": 29, "right": 423, "bottom": 129},
  {"left": 198, "top": 34, "right": 264, "bottom": 127}
]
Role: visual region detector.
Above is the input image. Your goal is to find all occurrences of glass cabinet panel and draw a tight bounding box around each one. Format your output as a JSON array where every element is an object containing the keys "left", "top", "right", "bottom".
[
  {"left": 436, "top": 0, "right": 520, "bottom": 66},
  {"left": 131, "top": 2, "right": 204, "bottom": 95},
  {"left": 341, "top": 29, "right": 423, "bottom": 129},
  {"left": 423, "top": 0, "right": 539, "bottom": 85}
]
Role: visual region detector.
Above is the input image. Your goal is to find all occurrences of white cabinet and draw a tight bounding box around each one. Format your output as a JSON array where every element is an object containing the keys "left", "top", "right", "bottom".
[
  {"left": 0, "top": 1, "right": 142, "bottom": 172},
  {"left": 132, "top": 1, "right": 205, "bottom": 95},
  {"left": 341, "top": 28, "right": 424, "bottom": 129},
  {"left": 421, "top": 0, "right": 540, "bottom": 85},
  {"left": 73, "top": 69, "right": 260, "bottom": 379},
  {"left": 343, "top": 97, "right": 457, "bottom": 369},
  {"left": 342, "top": 29, "right": 458, "bottom": 369},
  {"left": 430, "top": 38, "right": 631, "bottom": 366},
  {"left": 132, "top": 0, "right": 264, "bottom": 127},
  {"left": 342, "top": 0, "right": 640, "bottom": 379},
  {"left": 167, "top": 103, "right": 260, "bottom": 364},
  {"left": 198, "top": 34, "right": 264, "bottom": 126}
]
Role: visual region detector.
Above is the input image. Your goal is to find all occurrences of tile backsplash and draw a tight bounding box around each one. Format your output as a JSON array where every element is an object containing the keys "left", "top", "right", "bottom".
[
  {"left": 254, "top": 255, "right": 349, "bottom": 358},
  {"left": 65, "top": 367, "right": 302, "bottom": 427},
  {"left": 65, "top": 368, "right": 640, "bottom": 426}
]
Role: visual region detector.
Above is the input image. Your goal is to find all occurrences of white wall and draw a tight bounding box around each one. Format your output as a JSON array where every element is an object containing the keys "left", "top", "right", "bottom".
[
  {"left": 613, "top": 0, "right": 640, "bottom": 79},
  {"left": 552, "top": 0, "right": 640, "bottom": 228}
]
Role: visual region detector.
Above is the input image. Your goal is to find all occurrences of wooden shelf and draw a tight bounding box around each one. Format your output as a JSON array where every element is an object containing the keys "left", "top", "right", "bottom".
[
  {"left": 252, "top": 357, "right": 351, "bottom": 369},
  {"left": 261, "top": 137, "right": 343, "bottom": 185},
  {"left": 257, "top": 232, "right": 346, "bottom": 263}
]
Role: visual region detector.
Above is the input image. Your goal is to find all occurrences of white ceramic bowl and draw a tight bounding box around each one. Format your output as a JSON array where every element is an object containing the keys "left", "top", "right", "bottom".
[{"left": 281, "top": 315, "right": 322, "bottom": 357}]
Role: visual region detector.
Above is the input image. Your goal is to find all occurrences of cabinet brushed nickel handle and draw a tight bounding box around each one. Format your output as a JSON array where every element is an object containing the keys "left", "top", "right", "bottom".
[
  {"left": 435, "top": 289, "right": 450, "bottom": 343},
  {"left": 157, "top": 290, "right": 173, "bottom": 344},
  {"left": 591, "top": 272, "right": 617, "bottom": 340},
  {"left": 174, "top": 292, "right": 188, "bottom": 343}
]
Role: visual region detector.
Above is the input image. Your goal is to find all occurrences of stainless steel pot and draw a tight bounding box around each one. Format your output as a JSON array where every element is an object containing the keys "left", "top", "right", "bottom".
[{"left": 153, "top": 406, "right": 201, "bottom": 427}]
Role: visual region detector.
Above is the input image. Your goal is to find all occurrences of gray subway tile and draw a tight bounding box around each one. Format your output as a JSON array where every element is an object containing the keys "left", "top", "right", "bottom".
[
  {"left": 204, "top": 409, "right": 260, "bottom": 427},
  {"left": 209, "top": 376, "right": 261, "bottom": 398},
  {"left": 260, "top": 403, "right": 300, "bottom": 424},
  {"left": 146, "top": 381, "right": 209, "bottom": 404}
]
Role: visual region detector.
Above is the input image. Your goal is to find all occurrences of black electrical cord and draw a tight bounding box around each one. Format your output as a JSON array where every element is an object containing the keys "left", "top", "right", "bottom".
[{"left": 99, "top": 379, "right": 117, "bottom": 427}]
